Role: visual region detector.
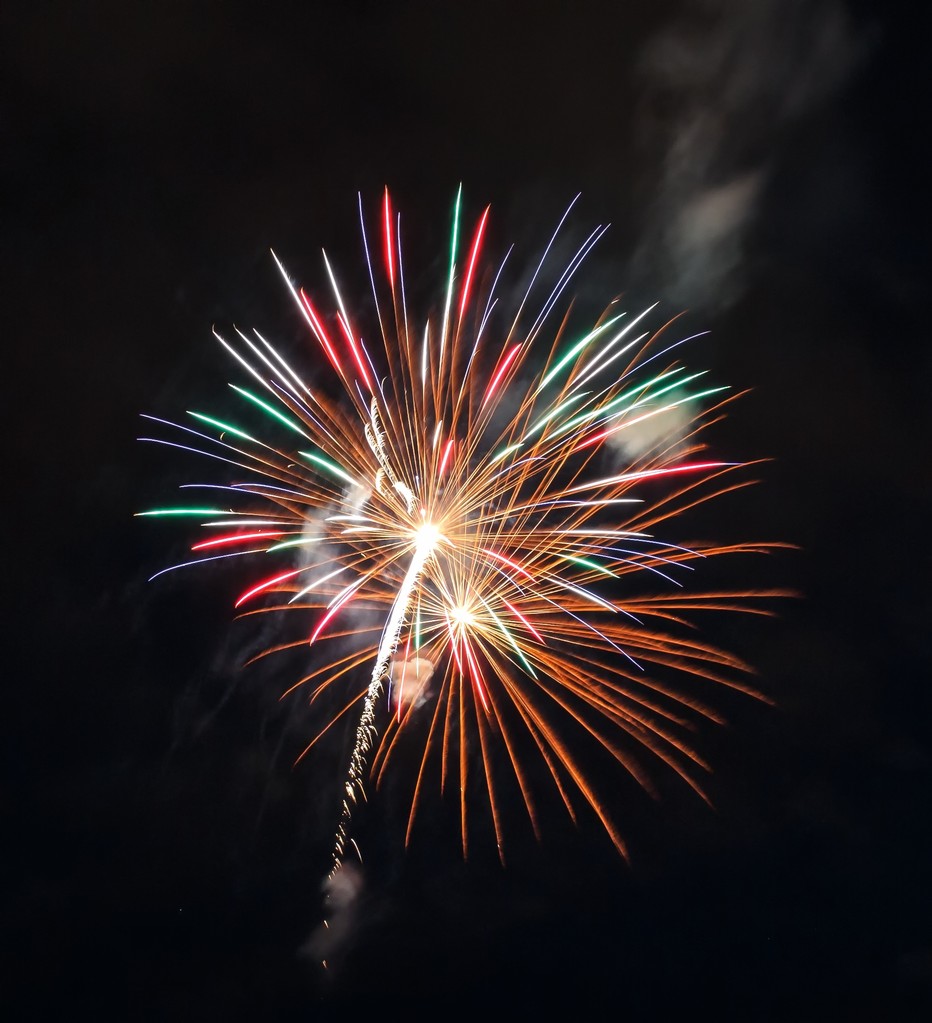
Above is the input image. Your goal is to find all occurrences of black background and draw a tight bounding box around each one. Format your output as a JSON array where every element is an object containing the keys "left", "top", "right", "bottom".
[{"left": 4, "top": 1, "right": 930, "bottom": 1018}]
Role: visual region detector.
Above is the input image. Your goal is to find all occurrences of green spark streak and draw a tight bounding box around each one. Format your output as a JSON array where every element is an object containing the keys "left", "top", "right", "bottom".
[
  {"left": 553, "top": 374, "right": 727, "bottom": 442},
  {"left": 521, "top": 392, "right": 588, "bottom": 442},
  {"left": 230, "top": 385, "right": 310, "bottom": 439},
  {"left": 562, "top": 553, "right": 617, "bottom": 578},
  {"left": 553, "top": 369, "right": 687, "bottom": 437},
  {"left": 188, "top": 411, "right": 257, "bottom": 444},
  {"left": 267, "top": 537, "right": 321, "bottom": 552},
  {"left": 592, "top": 383, "right": 730, "bottom": 439},
  {"left": 657, "top": 384, "right": 729, "bottom": 410},
  {"left": 633, "top": 371, "right": 707, "bottom": 406},
  {"left": 535, "top": 313, "right": 626, "bottom": 393},
  {"left": 439, "top": 184, "right": 462, "bottom": 361},
  {"left": 299, "top": 451, "right": 359, "bottom": 488},
  {"left": 490, "top": 442, "right": 524, "bottom": 464},
  {"left": 135, "top": 508, "right": 228, "bottom": 517}
]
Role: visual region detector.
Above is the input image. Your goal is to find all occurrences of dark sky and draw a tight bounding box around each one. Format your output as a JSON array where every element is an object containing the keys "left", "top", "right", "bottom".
[{"left": 4, "top": 1, "right": 931, "bottom": 1018}]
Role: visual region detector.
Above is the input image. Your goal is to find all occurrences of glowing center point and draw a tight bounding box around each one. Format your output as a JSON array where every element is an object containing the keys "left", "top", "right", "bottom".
[
  {"left": 414, "top": 522, "right": 441, "bottom": 555},
  {"left": 450, "top": 605, "right": 475, "bottom": 627}
]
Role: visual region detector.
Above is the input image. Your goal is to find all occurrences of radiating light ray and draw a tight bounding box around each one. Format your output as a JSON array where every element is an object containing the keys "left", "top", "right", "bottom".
[
  {"left": 478, "top": 244, "right": 513, "bottom": 339},
  {"left": 535, "top": 313, "right": 627, "bottom": 394},
  {"left": 524, "top": 224, "right": 610, "bottom": 348},
  {"left": 147, "top": 547, "right": 268, "bottom": 582},
  {"left": 506, "top": 192, "right": 580, "bottom": 339},
  {"left": 290, "top": 566, "right": 347, "bottom": 604},
  {"left": 299, "top": 451, "right": 360, "bottom": 489}
]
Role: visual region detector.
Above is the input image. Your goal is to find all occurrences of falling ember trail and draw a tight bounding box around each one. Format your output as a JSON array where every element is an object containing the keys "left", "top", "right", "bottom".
[{"left": 330, "top": 525, "right": 439, "bottom": 874}]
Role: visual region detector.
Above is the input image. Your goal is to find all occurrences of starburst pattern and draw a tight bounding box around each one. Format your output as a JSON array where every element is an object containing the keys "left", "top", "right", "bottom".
[{"left": 139, "top": 188, "right": 782, "bottom": 868}]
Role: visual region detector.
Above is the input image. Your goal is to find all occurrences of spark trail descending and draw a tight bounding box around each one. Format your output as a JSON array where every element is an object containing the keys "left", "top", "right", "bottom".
[{"left": 139, "top": 188, "right": 782, "bottom": 872}]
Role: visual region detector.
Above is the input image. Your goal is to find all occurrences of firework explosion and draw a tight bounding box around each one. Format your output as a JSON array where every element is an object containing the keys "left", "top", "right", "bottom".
[{"left": 139, "top": 188, "right": 780, "bottom": 872}]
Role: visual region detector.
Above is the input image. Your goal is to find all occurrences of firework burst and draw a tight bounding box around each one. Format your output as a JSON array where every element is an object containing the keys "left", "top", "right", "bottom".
[{"left": 139, "top": 187, "right": 782, "bottom": 870}]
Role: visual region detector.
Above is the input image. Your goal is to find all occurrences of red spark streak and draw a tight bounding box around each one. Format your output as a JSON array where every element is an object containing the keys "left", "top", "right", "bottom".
[
  {"left": 299, "top": 289, "right": 342, "bottom": 372},
  {"left": 459, "top": 206, "right": 490, "bottom": 323},
  {"left": 480, "top": 548, "right": 534, "bottom": 580},
  {"left": 483, "top": 344, "right": 522, "bottom": 407},
  {"left": 234, "top": 567, "right": 305, "bottom": 608},
  {"left": 309, "top": 582, "right": 362, "bottom": 645},
  {"left": 502, "top": 598, "right": 546, "bottom": 644},
  {"left": 439, "top": 437, "right": 455, "bottom": 478},
  {"left": 192, "top": 530, "right": 285, "bottom": 551},
  {"left": 383, "top": 188, "right": 395, "bottom": 288}
]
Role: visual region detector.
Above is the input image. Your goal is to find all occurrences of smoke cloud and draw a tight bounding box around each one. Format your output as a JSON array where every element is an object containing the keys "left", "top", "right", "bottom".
[
  {"left": 389, "top": 655, "right": 436, "bottom": 712},
  {"left": 604, "top": 386, "right": 696, "bottom": 464},
  {"left": 631, "top": 0, "right": 867, "bottom": 309},
  {"left": 301, "top": 863, "right": 366, "bottom": 975}
]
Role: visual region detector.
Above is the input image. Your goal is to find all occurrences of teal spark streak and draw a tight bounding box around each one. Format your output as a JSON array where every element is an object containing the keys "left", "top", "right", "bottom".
[
  {"left": 490, "top": 442, "right": 524, "bottom": 464},
  {"left": 590, "top": 384, "right": 730, "bottom": 439},
  {"left": 135, "top": 508, "right": 228, "bottom": 517},
  {"left": 299, "top": 451, "right": 359, "bottom": 488},
  {"left": 230, "top": 385, "right": 310, "bottom": 439},
  {"left": 535, "top": 313, "right": 625, "bottom": 393},
  {"left": 439, "top": 184, "right": 462, "bottom": 360},
  {"left": 521, "top": 392, "right": 588, "bottom": 442},
  {"left": 562, "top": 553, "right": 617, "bottom": 578},
  {"left": 188, "top": 411, "right": 257, "bottom": 444},
  {"left": 267, "top": 537, "right": 322, "bottom": 552},
  {"left": 553, "top": 369, "right": 688, "bottom": 437}
]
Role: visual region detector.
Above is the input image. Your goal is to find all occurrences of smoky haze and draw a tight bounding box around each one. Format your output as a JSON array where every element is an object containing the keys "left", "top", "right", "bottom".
[{"left": 629, "top": 0, "right": 867, "bottom": 310}]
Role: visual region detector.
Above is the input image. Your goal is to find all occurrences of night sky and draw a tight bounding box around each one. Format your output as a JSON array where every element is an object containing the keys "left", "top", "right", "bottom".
[{"left": 5, "top": 1, "right": 931, "bottom": 1018}]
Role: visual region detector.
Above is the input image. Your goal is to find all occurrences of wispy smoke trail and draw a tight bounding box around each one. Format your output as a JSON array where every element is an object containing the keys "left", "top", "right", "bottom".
[
  {"left": 301, "top": 863, "right": 365, "bottom": 976},
  {"left": 631, "top": 0, "right": 867, "bottom": 309}
]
